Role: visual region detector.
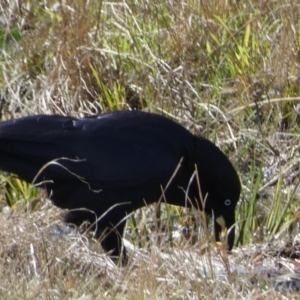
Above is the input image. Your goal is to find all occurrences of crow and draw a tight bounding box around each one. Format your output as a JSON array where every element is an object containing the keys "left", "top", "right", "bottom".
[{"left": 0, "top": 110, "right": 240, "bottom": 263}]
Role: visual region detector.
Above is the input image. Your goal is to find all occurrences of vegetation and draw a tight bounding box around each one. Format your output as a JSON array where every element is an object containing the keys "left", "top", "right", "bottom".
[{"left": 1, "top": 0, "right": 300, "bottom": 298}]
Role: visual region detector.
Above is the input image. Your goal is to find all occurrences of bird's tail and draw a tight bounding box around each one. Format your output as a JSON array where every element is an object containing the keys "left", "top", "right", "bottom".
[
  {"left": 0, "top": 139, "right": 52, "bottom": 182},
  {"left": 0, "top": 115, "right": 70, "bottom": 182}
]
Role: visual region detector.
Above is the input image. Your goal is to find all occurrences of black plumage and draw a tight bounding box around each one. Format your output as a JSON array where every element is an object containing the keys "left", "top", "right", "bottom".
[{"left": 0, "top": 110, "right": 240, "bottom": 263}]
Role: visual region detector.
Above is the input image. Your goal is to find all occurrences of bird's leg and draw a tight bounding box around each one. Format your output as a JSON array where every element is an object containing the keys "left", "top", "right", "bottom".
[{"left": 97, "top": 220, "right": 127, "bottom": 266}]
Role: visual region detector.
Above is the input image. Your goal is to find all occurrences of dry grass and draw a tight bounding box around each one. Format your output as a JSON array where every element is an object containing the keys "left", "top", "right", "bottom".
[
  {"left": 1, "top": 0, "right": 300, "bottom": 298},
  {"left": 1, "top": 202, "right": 300, "bottom": 299}
]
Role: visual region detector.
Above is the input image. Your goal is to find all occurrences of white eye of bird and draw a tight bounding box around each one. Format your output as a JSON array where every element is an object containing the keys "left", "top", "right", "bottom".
[{"left": 224, "top": 199, "right": 231, "bottom": 206}]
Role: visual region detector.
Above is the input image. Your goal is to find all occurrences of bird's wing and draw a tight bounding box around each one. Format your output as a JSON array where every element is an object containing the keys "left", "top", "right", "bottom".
[{"left": 0, "top": 112, "right": 192, "bottom": 189}]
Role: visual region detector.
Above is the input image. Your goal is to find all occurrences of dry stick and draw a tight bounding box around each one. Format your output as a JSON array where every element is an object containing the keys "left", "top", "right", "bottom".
[
  {"left": 229, "top": 96, "right": 300, "bottom": 154},
  {"left": 259, "top": 161, "right": 300, "bottom": 192},
  {"left": 32, "top": 157, "right": 102, "bottom": 193},
  {"left": 155, "top": 158, "right": 184, "bottom": 248},
  {"left": 228, "top": 97, "right": 300, "bottom": 116}
]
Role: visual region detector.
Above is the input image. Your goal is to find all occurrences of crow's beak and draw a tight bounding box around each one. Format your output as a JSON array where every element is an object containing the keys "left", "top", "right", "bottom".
[{"left": 214, "top": 211, "right": 235, "bottom": 251}]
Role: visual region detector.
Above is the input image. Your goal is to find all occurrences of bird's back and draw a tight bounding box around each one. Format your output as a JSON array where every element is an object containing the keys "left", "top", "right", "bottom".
[{"left": 0, "top": 111, "right": 195, "bottom": 186}]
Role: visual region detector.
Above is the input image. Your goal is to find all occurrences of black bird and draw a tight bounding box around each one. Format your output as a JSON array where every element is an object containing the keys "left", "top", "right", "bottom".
[{"left": 0, "top": 110, "right": 240, "bottom": 263}]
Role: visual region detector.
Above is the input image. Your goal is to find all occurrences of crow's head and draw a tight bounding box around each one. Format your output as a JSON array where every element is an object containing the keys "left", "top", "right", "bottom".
[{"left": 195, "top": 137, "right": 241, "bottom": 250}]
